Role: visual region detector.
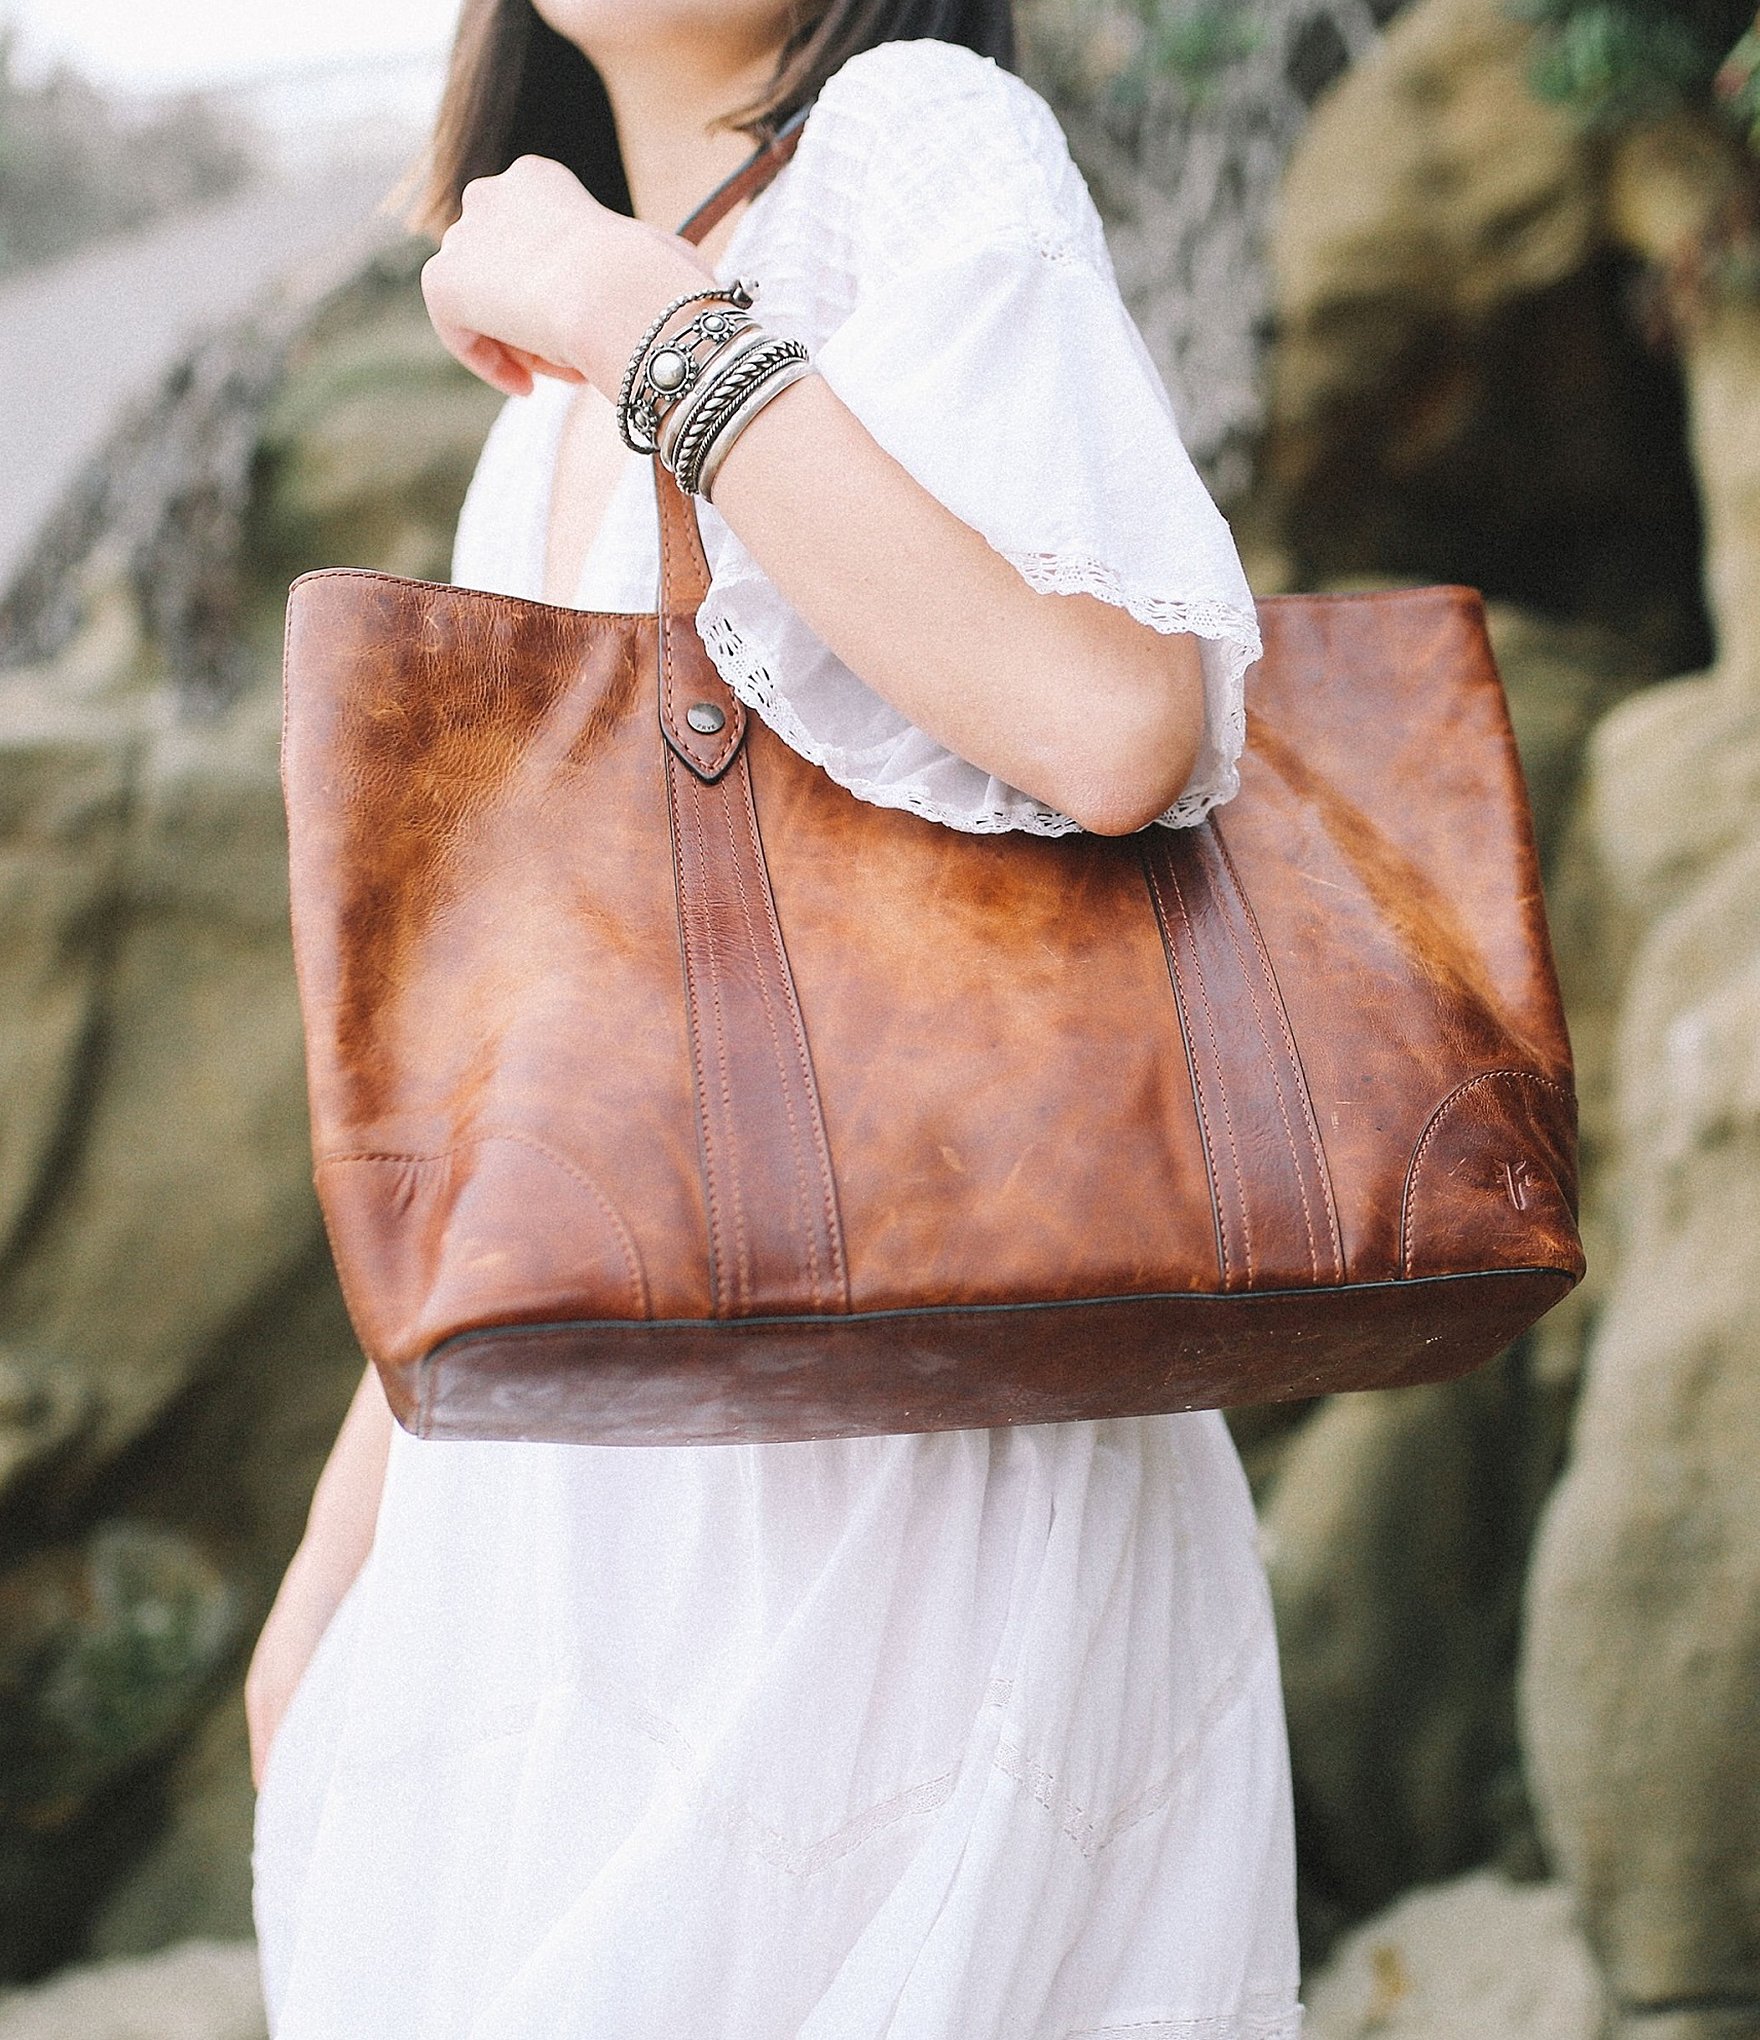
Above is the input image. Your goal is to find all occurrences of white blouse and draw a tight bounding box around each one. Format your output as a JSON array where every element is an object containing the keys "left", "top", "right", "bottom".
[{"left": 451, "top": 36, "right": 1262, "bottom": 835}]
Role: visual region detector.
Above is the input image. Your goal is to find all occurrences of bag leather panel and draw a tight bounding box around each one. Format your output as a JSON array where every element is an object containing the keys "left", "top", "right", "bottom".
[
  {"left": 1221, "top": 589, "right": 1578, "bottom": 1282},
  {"left": 743, "top": 717, "right": 1222, "bottom": 1312},
  {"left": 316, "top": 1139, "right": 648, "bottom": 1367},
  {"left": 284, "top": 575, "right": 715, "bottom": 1363},
  {"left": 666, "top": 741, "right": 849, "bottom": 1317},
  {"left": 1400, "top": 1069, "right": 1582, "bottom": 1282},
  {"left": 1142, "top": 820, "right": 1344, "bottom": 1293},
  {"left": 399, "top": 1268, "right": 1577, "bottom": 1445},
  {"left": 655, "top": 469, "right": 747, "bottom": 780}
]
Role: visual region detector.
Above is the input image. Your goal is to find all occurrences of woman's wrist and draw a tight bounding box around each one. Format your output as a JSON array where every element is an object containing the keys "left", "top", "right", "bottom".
[{"left": 568, "top": 220, "right": 718, "bottom": 397}]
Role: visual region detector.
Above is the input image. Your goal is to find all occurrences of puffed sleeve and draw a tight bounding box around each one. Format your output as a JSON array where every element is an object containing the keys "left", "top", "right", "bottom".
[{"left": 694, "top": 39, "right": 1261, "bottom": 835}]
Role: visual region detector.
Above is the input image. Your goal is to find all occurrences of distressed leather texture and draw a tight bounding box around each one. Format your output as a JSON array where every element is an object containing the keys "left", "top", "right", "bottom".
[
  {"left": 281, "top": 554, "right": 1584, "bottom": 1443},
  {"left": 277, "top": 121, "right": 1582, "bottom": 1443}
]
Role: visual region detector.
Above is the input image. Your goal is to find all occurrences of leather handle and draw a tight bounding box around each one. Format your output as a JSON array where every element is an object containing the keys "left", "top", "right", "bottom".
[
  {"left": 653, "top": 110, "right": 849, "bottom": 1318},
  {"left": 656, "top": 469, "right": 745, "bottom": 781},
  {"left": 1143, "top": 822, "right": 1344, "bottom": 1291},
  {"left": 652, "top": 115, "right": 809, "bottom": 780},
  {"left": 675, "top": 109, "right": 809, "bottom": 250}
]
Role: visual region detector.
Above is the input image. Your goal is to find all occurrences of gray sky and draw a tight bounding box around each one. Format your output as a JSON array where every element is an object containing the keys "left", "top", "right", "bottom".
[{"left": 4, "top": 0, "right": 462, "bottom": 90}]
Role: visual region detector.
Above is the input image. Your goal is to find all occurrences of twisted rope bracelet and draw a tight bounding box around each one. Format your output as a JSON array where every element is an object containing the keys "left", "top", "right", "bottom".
[{"left": 670, "top": 336, "right": 812, "bottom": 497}]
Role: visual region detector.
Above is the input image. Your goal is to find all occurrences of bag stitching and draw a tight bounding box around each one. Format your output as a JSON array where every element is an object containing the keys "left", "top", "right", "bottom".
[
  {"left": 1399, "top": 1068, "right": 1573, "bottom": 1277},
  {"left": 733, "top": 753, "right": 848, "bottom": 1308},
  {"left": 318, "top": 1134, "right": 648, "bottom": 1318},
  {"left": 1161, "top": 853, "right": 1255, "bottom": 1286},
  {"left": 668, "top": 757, "right": 737, "bottom": 1313},
  {"left": 1142, "top": 856, "right": 1232, "bottom": 1287},
  {"left": 1213, "top": 826, "right": 1345, "bottom": 1281},
  {"left": 1202, "top": 836, "right": 1321, "bottom": 1284},
  {"left": 718, "top": 760, "right": 825, "bottom": 1307}
]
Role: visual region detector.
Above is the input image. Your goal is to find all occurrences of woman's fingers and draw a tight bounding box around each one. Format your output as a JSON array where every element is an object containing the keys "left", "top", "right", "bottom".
[
  {"left": 506, "top": 343, "right": 587, "bottom": 384},
  {"left": 422, "top": 255, "right": 588, "bottom": 397},
  {"left": 458, "top": 333, "right": 534, "bottom": 397}
]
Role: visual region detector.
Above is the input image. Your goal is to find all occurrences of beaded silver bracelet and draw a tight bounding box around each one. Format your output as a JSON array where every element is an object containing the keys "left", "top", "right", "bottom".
[
  {"left": 616, "top": 282, "right": 754, "bottom": 457},
  {"left": 669, "top": 335, "right": 812, "bottom": 498}
]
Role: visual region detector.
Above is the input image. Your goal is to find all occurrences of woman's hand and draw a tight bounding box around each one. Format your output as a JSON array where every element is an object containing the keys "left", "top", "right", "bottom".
[{"left": 421, "top": 156, "right": 715, "bottom": 399}]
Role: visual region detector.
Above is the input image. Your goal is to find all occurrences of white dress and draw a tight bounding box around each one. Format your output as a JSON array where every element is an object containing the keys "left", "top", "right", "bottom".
[{"left": 253, "top": 39, "right": 1301, "bottom": 2040}]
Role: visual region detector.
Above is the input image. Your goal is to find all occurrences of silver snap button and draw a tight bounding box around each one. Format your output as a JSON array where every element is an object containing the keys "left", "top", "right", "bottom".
[{"left": 686, "top": 702, "right": 727, "bottom": 735}]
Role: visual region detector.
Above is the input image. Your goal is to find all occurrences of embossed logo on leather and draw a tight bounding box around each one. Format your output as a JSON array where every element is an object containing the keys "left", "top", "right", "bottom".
[{"left": 1501, "top": 1159, "right": 1536, "bottom": 1211}]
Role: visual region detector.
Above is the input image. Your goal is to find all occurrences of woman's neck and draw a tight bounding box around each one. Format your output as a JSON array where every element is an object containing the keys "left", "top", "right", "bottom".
[{"left": 589, "top": 40, "right": 782, "bottom": 234}]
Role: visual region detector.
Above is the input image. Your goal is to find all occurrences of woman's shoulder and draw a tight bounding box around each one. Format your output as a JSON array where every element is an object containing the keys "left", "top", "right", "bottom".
[
  {"left": 816, "top": 35, "right": 1046, "bottom": 131},
  {"left": 792, "top": 39, "right": 1111, "bottom": 280}
]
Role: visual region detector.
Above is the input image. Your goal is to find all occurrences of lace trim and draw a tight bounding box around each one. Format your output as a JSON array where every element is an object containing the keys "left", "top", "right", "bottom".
[
  {"left": 1004, "top": 547, "right": 1259, "bottom": 831},
  {"left": 699, "top": 559, "right": 1258, "bottom": 838},
  {"left": 1065, "top": 2001, "right": 1303, "bottom": 2040}
]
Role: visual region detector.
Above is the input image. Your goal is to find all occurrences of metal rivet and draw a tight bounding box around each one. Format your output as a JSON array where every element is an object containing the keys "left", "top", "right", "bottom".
[{"left": 686, "top": 702, "right": 727, "bottom": 736}]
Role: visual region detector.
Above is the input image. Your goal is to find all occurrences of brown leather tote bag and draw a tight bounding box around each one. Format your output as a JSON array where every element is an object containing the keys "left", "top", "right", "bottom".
[{"left": 281, "top": 137, "right": 1583, "bottom": 1447}]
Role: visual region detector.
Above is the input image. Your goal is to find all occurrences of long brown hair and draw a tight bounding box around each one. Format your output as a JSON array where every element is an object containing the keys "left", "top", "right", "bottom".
[{"left": 407, "top": 0, "right": 1016, "bottom": 235}]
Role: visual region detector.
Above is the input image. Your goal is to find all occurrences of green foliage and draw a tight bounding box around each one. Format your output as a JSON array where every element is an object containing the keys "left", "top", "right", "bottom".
[
  {"left": 1510, "top": 0, "right": 1760, "bottom": 145},
  {"left": 0, "top": 31, "right": 253, "bottom": 281},
  {"left": 1112, "top": 0, "right": 1266, "bottom": 108}
]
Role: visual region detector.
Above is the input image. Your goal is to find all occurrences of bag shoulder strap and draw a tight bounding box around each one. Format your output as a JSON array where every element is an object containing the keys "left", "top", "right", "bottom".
[
  {"left": 676, "top": 108, "right": 809, "bottom": 251},
  {"left": 649, "top": 110, "right": 849, "bottom": 1321},
  {"left": 653, "top": 111, "right": 810, "bottom": 774}
]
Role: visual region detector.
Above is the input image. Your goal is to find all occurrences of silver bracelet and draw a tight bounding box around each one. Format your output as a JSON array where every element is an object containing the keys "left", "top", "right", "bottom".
[
  {"left": 694, "top": 356, "right": 815, "bottom": 501},
  {"left": 668, "top": 336, "right": 812, "bottom": 498},
  {"left": 655, "top": 326, "right": 773, "bottom": 473},
  {"left": 616, "top": 282, "right": 754, "bottom": 456}
]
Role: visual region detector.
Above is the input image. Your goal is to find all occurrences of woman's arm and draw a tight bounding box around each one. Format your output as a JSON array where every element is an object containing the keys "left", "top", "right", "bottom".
[
  {"left": 421, "top": 159, "right": 1206, "bottom": 837},
  {"left": 245, "top": 1365, "right": 392, "bottom": 1785},
  {"left": 707, "top": 377, "right": 1206, "bottom": 837}
]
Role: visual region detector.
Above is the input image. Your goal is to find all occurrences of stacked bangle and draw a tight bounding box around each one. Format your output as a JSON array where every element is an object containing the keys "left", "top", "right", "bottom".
[
  {"left": 616, "top": 283, "right": 754, "bottom": 456},
  {"left": 673, "top": 337, "right": 812, "bottom": 499},
  {"left": 616, "top": 278, "right": 815, "bottom": 501}
]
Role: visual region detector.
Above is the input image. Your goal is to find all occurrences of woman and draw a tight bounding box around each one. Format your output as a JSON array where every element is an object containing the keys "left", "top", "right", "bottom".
[{"left": 249, "top": 2, "right": 1300, "bottom": 2034}]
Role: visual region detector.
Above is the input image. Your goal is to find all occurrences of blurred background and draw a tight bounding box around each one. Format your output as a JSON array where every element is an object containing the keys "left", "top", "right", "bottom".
[{"left": 0, "top": 1, "right": 1755, "bottom": 2035}]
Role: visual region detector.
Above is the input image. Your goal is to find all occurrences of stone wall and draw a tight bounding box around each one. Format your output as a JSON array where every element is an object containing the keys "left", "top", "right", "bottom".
[
  {"left": 1, "top": 3, "right": 1756, "bottom": 2029},
  {"left": 0, "top": 243, "right": 499, "bottom": 1980}
]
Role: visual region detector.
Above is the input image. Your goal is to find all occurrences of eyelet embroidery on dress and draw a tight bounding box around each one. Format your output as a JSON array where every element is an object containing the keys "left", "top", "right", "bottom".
[{"left": 989, "top": 1617, "right": 1273, "bottom": 1859}]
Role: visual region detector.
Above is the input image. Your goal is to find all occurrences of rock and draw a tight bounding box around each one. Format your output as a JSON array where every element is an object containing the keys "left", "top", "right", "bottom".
[
  {"left": 0, "top": 1526, "right": 237, "bottom": 1976},
  {"left": 0, "top": 240, "right": 494, "bottom": 1974},
  {"left": 85, "top": 1704, "right": 255, "bottom": 1964},
  {"left": 1018, "top": 0, "right": 1409, "bottom": 500},
  {"left": 1261, "top": 1351, "right": 1567, "bottom": 1944},
  {"left": 252, "top": 258, "right": 501, "bottom": 588},
  {"left": 1265, "top": 0, "right": 1709, "bottom": 671},
  {"left": 1522, "top": 677, "right": 1760, "bottom": 2034},
  {"left": 87, "top": 1254, "right": 365, "bottom": 1959},
  {"left": 1519, "top": 109, "right": 1760, "bottom": 2021},
  {"left": 0, "top": 1941, "right": 263, "bottom": 2040},
  {"left": 1303, "top": 1870, "right": 1604, "bottom": 2040},
  {"left": 0, "top": 1525, "right": 236, "bottom": 1825},
  {"left": 1482, "top": 605, "right": 1653, "bottom": 875}
]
